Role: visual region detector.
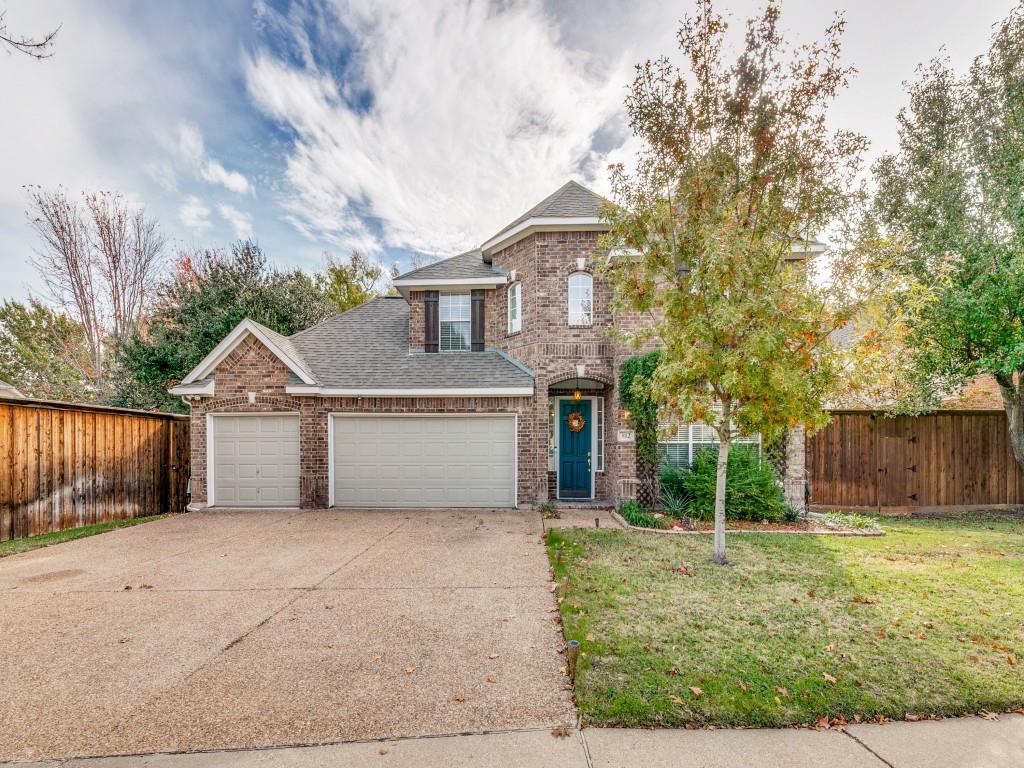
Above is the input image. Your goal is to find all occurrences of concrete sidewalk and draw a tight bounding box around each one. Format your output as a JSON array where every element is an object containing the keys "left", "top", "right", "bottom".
[{"left": 22, "top": 715, "right": 1023, "bottom": 768}]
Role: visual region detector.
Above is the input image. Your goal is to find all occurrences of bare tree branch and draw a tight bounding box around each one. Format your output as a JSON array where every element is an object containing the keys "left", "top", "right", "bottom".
[{"left": 0, "top": 10, "right": 59, "bottom": 60}]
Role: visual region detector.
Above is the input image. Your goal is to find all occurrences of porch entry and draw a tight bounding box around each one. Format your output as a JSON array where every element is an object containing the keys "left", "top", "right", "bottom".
[{"left": 558, "top": 399, "right": 592, "bottom": 498}]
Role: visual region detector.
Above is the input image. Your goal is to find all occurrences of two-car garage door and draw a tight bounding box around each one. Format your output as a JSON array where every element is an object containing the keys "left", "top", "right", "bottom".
[
  {"left": 210, "top": 413, "right": 516, "bottom": 508},
  {"left": 332, "top": 415, "right": 516, "bottom": 508}
]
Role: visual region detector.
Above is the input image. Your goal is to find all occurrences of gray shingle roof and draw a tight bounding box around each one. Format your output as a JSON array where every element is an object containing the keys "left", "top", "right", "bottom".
[
  {"left": 246, "top": 318, "right": 318, "bottom": 383},
  {"left": 0, "top": 380, "right": 24, "bottom": 399},
  {"left": 394, "top": 249, "right": 505, "bottom": 282},
  {"left": 486, "top": 180, "right": 609, "bottom": 244},
  {"left": 289, "top": 297, "right": 533, "bottom": 390}
]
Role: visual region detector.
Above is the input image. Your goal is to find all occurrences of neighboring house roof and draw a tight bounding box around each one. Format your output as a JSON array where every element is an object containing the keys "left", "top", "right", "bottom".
[
  {"left": 287, "top": 297, "right": 533, "bottom": 395},
  {"left": 169, "top": 298, "right": 535, "bottom": 398},
  {"left": 0, "top": 380, "right": 25, "bottom": 399},
  {"left": 940, "top": 374, "right": 1004, "bottom": 410}
]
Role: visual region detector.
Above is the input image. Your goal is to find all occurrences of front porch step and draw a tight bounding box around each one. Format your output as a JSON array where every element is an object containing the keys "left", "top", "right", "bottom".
[{"left": 547, "top": 500, "right": 614, "bottom": 510}]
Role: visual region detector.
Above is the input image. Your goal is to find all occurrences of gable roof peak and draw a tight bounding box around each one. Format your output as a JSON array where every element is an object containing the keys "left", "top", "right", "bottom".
[{"left": 481, "top": 180, "right": 611, "bottom": 257}]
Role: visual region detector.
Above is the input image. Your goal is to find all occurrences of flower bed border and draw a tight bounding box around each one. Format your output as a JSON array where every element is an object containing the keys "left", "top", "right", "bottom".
[{"left": 610, "top": 510, "right": 885, "bottom": 537}]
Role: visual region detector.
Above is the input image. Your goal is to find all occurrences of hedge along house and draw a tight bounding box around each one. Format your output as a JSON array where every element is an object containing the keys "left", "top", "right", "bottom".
[{"left": 169, "top": 182, "right": 811, "bottom": 511}]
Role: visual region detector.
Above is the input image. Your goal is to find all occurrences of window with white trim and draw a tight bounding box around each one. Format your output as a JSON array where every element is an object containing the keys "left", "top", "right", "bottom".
[
  {"left": 568, "top": 272, "right": 593, "bottom": 326},
  {"left": 507, "top": 282, "right": 521, "bottom": 333},
  {"left": 439, "top": 292, "right": 471, "bottom": 351},
  {"left": 596, "top": 396, "right": 605, "bottom": 471},
  {"left": 658, "top": 417, "right": 760, "bottom": 468}
]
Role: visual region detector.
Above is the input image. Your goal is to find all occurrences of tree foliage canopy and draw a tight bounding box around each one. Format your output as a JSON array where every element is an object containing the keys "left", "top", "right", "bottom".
[
  {"left": 600, "top": 0, "right": 876, "bottom": 562},
  {"left": 872, "top": 5, "right": 1024, "bottom": 465},
  {"left": 114, "top": 241, "right": 337, "bottom": 412},
  {"left": 0, "top": 299, "right": 92, "bottom": 401}
]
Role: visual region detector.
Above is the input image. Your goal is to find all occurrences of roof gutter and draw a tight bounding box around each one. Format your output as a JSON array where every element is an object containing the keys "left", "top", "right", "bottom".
[{"left": 285, "top": 385, "right": 534, "bottom": 397}]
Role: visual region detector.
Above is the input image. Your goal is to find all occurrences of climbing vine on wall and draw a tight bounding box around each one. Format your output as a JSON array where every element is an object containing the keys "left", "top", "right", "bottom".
[{"left": 619, "top": 350, "right": 663, "bottom": 502}]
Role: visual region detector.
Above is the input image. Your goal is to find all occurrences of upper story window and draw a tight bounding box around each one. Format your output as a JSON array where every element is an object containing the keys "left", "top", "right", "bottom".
[
  {"left": 568, "top": 272, "right": 593, "bottom": 326},
  {"left": 439, "top": 292, "right": 471, "bottom": 351},
  {"left": 507, "top": 282, "right": 521, "bottom": 334}
]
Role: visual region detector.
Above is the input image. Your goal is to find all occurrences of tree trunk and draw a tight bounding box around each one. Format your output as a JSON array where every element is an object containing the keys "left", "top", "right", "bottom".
[
  {"left": 998, "top": 375, "right": 1024, "bottom": 473},
  {"left": 713, "top": 401, "right": 731, "bottom": 565}
]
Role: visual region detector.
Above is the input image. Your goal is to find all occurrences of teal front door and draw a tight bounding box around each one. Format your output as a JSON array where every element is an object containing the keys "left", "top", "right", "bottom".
[{"left": 559, "top": 400, "right": 592, "bottom": 498}]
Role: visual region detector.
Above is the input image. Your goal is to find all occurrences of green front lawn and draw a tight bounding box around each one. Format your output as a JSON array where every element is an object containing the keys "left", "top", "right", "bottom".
[
  {"left": 0, "top": 515, "right": 168, "bottom": 558},
  {"left": 548, "top": 514, "right": 1024, "bottom": 727}
]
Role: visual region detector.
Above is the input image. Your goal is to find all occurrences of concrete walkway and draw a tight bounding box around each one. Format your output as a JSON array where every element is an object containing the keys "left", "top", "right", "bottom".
[{"left": 14, "top": 716, "right": 1023, "bottom": 767}]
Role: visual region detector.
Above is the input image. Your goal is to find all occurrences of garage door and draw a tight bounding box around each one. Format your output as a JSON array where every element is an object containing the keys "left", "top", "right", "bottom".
[
  {"left": 332, "top": 415, "right": 516, "bottom": 507},
  {"left": 211, "top": 414, "right": 300, "bottom": 507}
]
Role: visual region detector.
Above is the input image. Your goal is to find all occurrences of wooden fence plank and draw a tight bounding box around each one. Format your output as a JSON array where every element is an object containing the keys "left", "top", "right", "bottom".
[
  {"left": 0, "top": 400, "right": 189, "bottom": 542},
  {"left": 809, "top": 410, "right": 1024, "bottom": 511}
]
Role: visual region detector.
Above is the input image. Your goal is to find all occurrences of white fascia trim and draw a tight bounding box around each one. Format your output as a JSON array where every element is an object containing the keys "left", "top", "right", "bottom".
[
  {"left": 181, "top": 319, "right": 317, "bottom": 386},
  {"left": 391, "top": 276, "right": 506, "bottom": 288},
  {"left": 480, "top": 216, "right": 609, "bottom": 255},
  {"left": 286, "top": 385, "right": 534, "bottom": 397},
  {"left": 168, "top": 379, "right": 215, "bottom": 396}
]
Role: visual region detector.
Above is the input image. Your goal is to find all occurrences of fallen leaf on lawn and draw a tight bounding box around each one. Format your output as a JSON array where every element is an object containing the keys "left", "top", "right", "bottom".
[
  {"left": 1008, "top": 656, "right": 1018, "bottom": 666},
  {"left": 807, "top": 589, "right": 816, "bottom": 598},
  {"left": 585, "top": 633, "right": 595, "bottom": 642},
  {"left": 825, "top": 642, "right": 837, "bottom": 653},
  {"left": 669, "top": 695, "right": 684, "bottom": 705},
  {"left": 549, "top": 583, "right": 557, "bottom": 592},
  {"left": 851, "top": 595, "right": 876, "bottom": 604},
  {"left": 970, "top": 655, "right": 981, "bottom": 663},
  {"left": 980, "top": 710, "right": 999, "bottom": 721},
  {"left": 875, "top": 630, "right": 887, "bottom": 639},
  {"left": 991, "top": 641, "right": 1011, "bottom": 652},
  {"left": 791, "top": 597, "right": 803, "bottom": 604},
  {"left": 404, "top": 666, "right": 416, "bottom": 674},
  {"left": 689, "top": 686, "right": 704, "bottom": 698},
  {"left": 666, "top": 666, "right": 679, "bottom": 676},
  {"left": 775, "top": 687, "right": 790, "bottom": 698},
  {"left": 822, "top": 673, "right": 837, "bottom": 684},
  {"left": 816, "top": 716, "right": 830, "bottom": 729},
  {"left": 774, "top": 696, "right": 782, "bottom": 705},
  {"left": 739, "top": 681, "right": 749, "bottom": 692},
  {"left": 905, "top": 713, "right": 920, "bottom": 721}
]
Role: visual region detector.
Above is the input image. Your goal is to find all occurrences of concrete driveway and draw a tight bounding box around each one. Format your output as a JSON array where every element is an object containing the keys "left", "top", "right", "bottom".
[{"left": 0, "top": 509, "right": 574, "bottom": 761}]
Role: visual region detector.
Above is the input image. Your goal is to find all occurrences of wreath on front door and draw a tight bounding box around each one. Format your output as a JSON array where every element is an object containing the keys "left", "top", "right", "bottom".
[{"left": 567, "top": 411, "right": 586, "bottom": 433}]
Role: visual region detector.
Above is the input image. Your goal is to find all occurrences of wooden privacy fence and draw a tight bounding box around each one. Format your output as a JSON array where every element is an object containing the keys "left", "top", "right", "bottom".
[
  {"left": 807, "top": 410, "right": 1024, "bottom": 511},
  {"left": 0, "top": 397, "right": 190, "bottom": 542}
]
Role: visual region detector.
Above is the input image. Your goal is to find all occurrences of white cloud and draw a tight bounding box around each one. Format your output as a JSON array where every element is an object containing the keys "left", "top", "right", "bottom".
[
  {"left": 179, "top": 195, "right": 212, "bottom": 233},
  {"left": 244, "top": 0, "right": 632, "bottom": 256},
  {"left": 218, "top": 203, "right": 254, "bottom": 239},
  {"left": 177, "top": 121, "right": 251, "bottom": 195}
]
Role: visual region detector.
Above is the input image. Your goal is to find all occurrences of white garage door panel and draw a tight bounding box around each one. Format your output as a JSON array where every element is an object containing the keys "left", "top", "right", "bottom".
[
  {"left": 213, "top": 415, "right": 300, "bottom": 507},
  {"left": 332, "top": 416, "right": 516, "bottom": 508}
]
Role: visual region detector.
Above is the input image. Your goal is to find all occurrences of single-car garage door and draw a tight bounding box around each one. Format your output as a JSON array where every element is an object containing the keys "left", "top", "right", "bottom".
[
  {"left": 211, "top": 414, "right": 300, "bottom": 507},
  {"left": 332, "top": 415, "right": 516, "bottom": 508}
]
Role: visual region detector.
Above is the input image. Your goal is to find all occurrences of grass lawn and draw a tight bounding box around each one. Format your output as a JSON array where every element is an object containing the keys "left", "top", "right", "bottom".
[
  {"left": 0, "top": 515, "right": 168, "bottom": 558},
  {"left": 547, "top": 514, "right": 1024, "bottom": 728}
]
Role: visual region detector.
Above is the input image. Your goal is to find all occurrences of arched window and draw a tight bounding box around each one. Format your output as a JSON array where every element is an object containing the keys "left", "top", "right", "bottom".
[
  {"left": 568, "top": 272, "right": 593, "bottom": 326},
  {"left": 507, "top": 282, "right": 522, "bottom": 333}
]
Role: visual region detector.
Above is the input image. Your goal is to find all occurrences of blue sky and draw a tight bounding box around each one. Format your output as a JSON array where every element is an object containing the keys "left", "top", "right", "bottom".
[{"left": 0, "top": 0, "right": 1016, "bottom": 301}]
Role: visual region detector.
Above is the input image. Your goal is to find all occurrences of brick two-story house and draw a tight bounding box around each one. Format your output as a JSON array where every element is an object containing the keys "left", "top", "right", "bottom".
[{"left": 169, "top": 181, "right": 807, "bottom": 511}]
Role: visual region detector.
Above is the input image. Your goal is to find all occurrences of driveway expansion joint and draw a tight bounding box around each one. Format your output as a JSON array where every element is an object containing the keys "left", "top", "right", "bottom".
[{"left": 841, "top": 727, "right": 897, "bottom": 767}]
